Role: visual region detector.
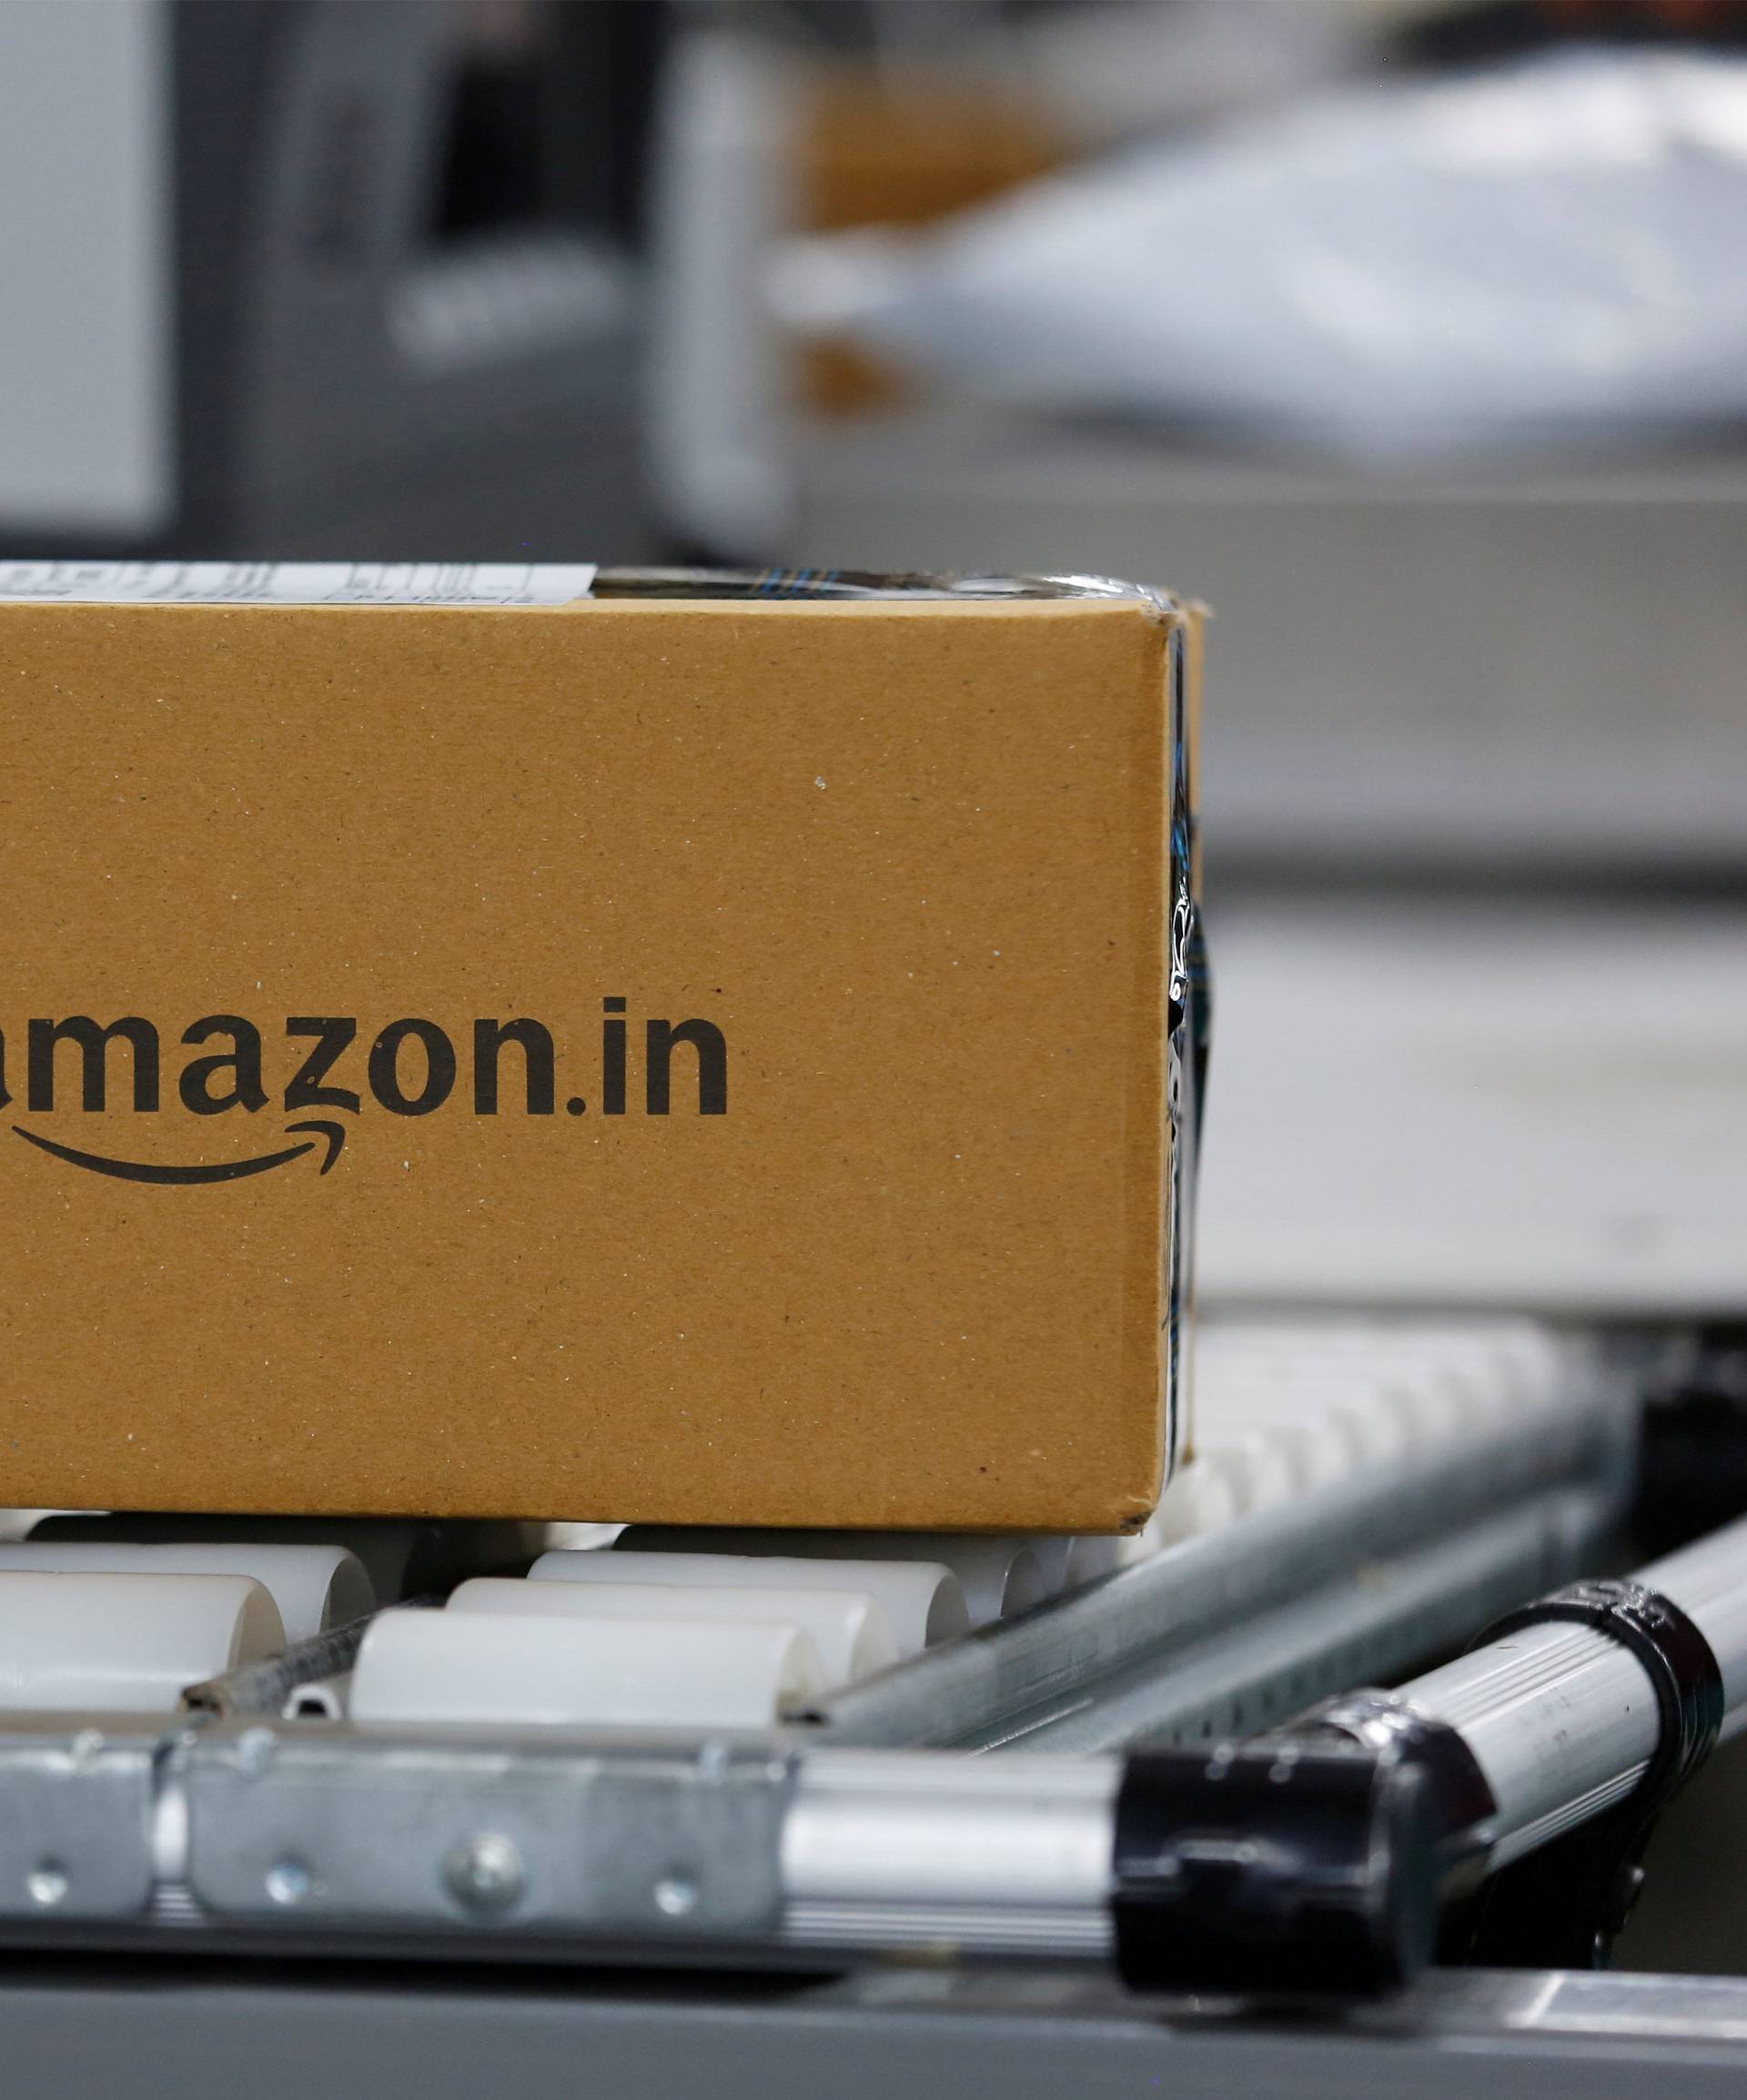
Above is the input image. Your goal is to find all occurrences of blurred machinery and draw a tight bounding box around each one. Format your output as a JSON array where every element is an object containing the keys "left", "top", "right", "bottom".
[
  {"left": 0, "top": 0, "right": 664, "bottom": 560},
  {"left": 651, "top": 6, "right": 1747, "bottom": 878}
]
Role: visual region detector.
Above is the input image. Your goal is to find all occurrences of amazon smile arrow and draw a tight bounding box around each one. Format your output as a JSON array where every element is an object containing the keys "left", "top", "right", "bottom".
[{"left": 11, "top": 1119, "right": 348, "bottom": 1185}]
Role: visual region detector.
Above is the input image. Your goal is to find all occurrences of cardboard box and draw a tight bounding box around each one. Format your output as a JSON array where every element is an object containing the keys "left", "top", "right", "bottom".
[{"left": 0, "top": 562, "right": 1198, "bottom": 1531}]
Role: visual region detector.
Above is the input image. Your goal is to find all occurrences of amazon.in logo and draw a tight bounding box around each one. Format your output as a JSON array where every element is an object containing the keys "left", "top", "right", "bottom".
[{"left": 1, "top": 1003, "right": 728, "bottom": 1186}]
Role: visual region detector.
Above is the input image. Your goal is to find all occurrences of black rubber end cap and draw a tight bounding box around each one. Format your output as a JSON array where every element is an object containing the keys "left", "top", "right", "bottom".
[{"left": 1111, "top": 1741, "right": 1439, "bottom": 1997}]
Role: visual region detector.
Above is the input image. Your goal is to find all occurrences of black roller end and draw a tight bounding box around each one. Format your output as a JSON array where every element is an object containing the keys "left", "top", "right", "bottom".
[{"left": 1111, "top": 1741, "right": 1439, "bottom": 1997}]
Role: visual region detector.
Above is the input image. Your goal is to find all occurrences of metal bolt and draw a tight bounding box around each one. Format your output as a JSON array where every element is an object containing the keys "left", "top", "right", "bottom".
[
  {"left": 653, "top": 1874, "right": 699, "bottom": 1919},
  {"left": 25, "top": 1863, "right": 67, "bottom": 1908},
  {"left": 444, "top": 1833, "right": 525, "bottom": 1915},
  {"left": 237, "top": 1727, "right": 278, "bottom": 1776},
  {"left": 265, "top": 1856, "right": 311, "bottom": 1906}
]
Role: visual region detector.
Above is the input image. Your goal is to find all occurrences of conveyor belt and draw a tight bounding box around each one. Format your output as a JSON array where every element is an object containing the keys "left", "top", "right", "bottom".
[{"left": 0, "top": 1313, "right": 1634, "bottom": 1963}]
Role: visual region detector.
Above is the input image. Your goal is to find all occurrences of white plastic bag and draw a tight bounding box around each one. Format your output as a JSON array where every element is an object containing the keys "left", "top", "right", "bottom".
[{"left": 773, "top": 49, "right": 1747, "bottom": 459}]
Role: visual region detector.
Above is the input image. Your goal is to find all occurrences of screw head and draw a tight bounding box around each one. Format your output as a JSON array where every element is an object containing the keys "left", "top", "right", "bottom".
[
  {"left": 26, "top": 1863, "right": 67, "bottom": 1908},
  {"left": 444, "top": 1833, "right": 525, "bottom": 1915},
  {"left": 237, "top": 1727, "right": 278, "bottom": 1776},
  {"left": 653, "top": 1874, "right": 699, "bottom": 1919},
  {"left": 265, "top": 1856, "right": 311, "bottom": 1907}
]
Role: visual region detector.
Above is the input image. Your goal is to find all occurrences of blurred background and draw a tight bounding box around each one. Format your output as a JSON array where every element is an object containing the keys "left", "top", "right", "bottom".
[{"left": 5, "top": 0, "right": 1747, "bottom": 1968}]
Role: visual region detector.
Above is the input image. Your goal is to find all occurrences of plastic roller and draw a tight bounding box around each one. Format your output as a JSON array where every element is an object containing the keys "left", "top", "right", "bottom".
[
  {"left": 617, "top": 1528, "right": 1045, "bottom": 1625},
  {"left": 0, "top": 1542, "right": 373, "bottom": 1643},
  {"left": 0, "top": 1571, "right": 285, "bottom": 1711},
  {"left": 449, "top": 1576, "right": 899, "bottom": 1687},
  {"left": 349, "top": 1610, "right": 828, "bottom": 1729},
  {"left": 533, "top": 1548, "right": 970, "bottom": 1656}
]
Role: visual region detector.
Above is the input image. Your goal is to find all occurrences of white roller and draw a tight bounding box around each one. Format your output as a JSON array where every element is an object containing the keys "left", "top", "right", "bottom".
[
  {"left": 1256, "top": 1363, "right": 1472, "bottom": 1446},
  {"left": 1062, "top": 1535, "right": 1126, "bottom": 1585},
  {"left": 540, "top": 1522, "right": 623, "bottom": 1553},
  {"left": 349, "top": 1610, "right": 827, "bottom": 1729},
  {"left": 449, "top": 1576, "right": 899, "bottom": 1688},
  {"left": 533, "top": 1548, "right": 969, "bottom": 1656},
  {"left": 0, "top": 1571, "right": 284, "bottom": 1712},
  {"left": 1202, "top": 1372, "right": 1411, "bottom": 1478},
  {"left": 0, "top": 1542, "right": 373, "bottom": 1643},
  {"left": 0, "top": 1510, "right": 61, "bottom": 1543},
  {"left": 616, "top": 1529, "right": 1045, "bottom": 1626},
  {"left": 1025, "top": 1538, "right": 1076, "bottom": 1593},
  {"left": 1197, "top": 1353, "right": 1422, "bottom": 1435},
  {"left": 1141, "top": 1459, "right": 1239, "bottom": 1551},
  {"left": 1189, "top": 1432, "right": 1296, "bottom": 1519},
  {"left": 1027, "top": 1536, "right": 1131, "bottom": 1590},
  {"left": 1204, "top": 1407, "right": 1351, "bottom": 1495},
  {"left": 1197, "top": 1319, "right": 1568, "bottom": 1430}
]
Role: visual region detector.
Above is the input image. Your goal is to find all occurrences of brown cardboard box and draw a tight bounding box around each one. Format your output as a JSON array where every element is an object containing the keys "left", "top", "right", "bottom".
[{"left": 0, "top": 563, "right": 1197, "bottom": 1531}]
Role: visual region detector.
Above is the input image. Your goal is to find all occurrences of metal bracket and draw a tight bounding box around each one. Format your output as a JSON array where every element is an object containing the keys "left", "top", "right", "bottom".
[
  {"left": 177, "top": 1723, "right": 796, "bottom": 1938},
  {"left": 0, "top": 1718, "right": 162, "bottom": 1921}
]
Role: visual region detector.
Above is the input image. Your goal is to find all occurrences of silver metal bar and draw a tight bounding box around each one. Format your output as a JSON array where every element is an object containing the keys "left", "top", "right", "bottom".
[
  {"left": 780, "top": 1752, "right": 1116, "bottom": 1954},
  {"left": 813, "top": 1378, "right": 1633, "bottom": 1750},
  {"left": 977, "top": 1485, "right": 1615, "bottom": 1754},
  {"left": 1640, "top": 1521, "right": 1747, "bottom": 1736},
  {"left": 0, "top": 1718, "right": 1121, "bottom": 1962},
  {"left": 1399, "top": 1510, "right": 1747, "bottom": 1871}
]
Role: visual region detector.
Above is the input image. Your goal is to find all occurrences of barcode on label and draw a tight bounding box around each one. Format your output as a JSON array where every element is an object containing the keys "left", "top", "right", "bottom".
[{"left": 0, "top": 561, "right": 599, "bottom": 606}]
